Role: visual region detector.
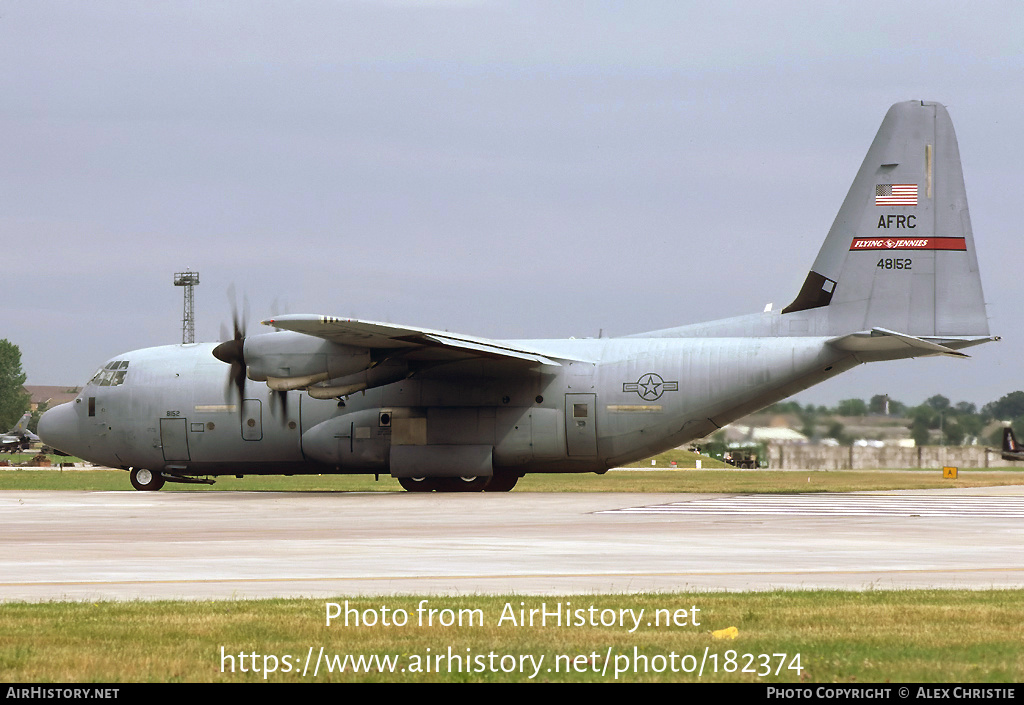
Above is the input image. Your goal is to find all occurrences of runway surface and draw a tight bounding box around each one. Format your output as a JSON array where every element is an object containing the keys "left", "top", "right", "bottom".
[{"left": 3, "top": 487, "right": 1024, "bottom": 601}]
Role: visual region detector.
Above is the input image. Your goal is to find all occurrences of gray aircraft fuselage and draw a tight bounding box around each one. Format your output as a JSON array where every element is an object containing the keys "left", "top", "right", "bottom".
[
  {"left": 1, "top": 412, "right": 36, "bottom": 452},
  {"left": 39, "top": 100, "right": 998, "bottom": 490},
  {"left": 41, "top": 334, "right": 853, "bottom": 477}
]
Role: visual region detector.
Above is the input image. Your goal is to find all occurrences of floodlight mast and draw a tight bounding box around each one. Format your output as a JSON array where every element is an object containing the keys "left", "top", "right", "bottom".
[{"left": 173, "top": 271, "right": 200, "bottom": 344}]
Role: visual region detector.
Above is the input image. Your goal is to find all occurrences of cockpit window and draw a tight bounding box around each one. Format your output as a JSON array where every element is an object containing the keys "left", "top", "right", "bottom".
[{"left": 89, "top": 361, "right": 130, "bottom": 387}]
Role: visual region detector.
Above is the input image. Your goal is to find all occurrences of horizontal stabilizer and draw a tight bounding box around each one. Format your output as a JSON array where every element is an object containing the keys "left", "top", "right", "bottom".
[{"left": 826, "top": 327, "right": 996, "bottom": 357}]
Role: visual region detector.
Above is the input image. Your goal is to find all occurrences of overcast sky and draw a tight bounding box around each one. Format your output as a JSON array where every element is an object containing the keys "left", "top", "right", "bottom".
[{"left": 3, "top": 1, "right": 1022, "bottom": 409}]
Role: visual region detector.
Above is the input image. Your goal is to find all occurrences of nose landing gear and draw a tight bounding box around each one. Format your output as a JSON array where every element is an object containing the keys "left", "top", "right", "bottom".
[{"left": 129, "top": 467, "right": 165, "bottom": 491}]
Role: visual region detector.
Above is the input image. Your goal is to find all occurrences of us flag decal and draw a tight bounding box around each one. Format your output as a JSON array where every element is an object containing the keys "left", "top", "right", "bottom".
[{"left": 875, "top": 184, "right": 918, "bottom": 206}]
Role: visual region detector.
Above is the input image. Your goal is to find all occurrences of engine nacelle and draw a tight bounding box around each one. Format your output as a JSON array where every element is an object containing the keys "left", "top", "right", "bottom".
[
  {"left": 306, "top": 361, "right": 411, "bottom": 399},
  {"left": 243, "top": 331, "right": 371, "bottom": 386}
]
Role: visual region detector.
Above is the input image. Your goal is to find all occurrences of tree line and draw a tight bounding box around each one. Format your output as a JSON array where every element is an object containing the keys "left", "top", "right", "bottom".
[
  {"left": 0, "top": 339, "right": 30, "bottom": 431},
  {"left": 765, "top": 392, "right": 1024, "bottom": 446}
]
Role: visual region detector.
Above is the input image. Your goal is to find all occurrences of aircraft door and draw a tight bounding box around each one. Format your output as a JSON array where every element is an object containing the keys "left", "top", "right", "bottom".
[
  {"left": 565, "top": 393, "right": 597, "bottom": 456},
  {"left": 159, "top": 418, "right": 191, "bottom": 461},
  {"left": 241, "top": 399, "right": 263, "bottom": 441}
]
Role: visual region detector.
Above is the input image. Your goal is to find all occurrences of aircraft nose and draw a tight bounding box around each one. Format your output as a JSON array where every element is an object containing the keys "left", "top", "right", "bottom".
[{"left": 38, "top": 402, "right": 80, "bottom": 455}]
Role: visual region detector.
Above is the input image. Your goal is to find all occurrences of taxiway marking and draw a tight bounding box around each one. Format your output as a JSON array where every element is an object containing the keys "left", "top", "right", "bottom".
[{"left": 601, "top": 494, "right": 1024, "bottom": 517}]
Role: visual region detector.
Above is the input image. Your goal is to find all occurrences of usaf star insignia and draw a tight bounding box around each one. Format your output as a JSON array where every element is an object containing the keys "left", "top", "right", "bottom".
[{"left": 622, "top": 373, "right": 678, "bottom": 401}]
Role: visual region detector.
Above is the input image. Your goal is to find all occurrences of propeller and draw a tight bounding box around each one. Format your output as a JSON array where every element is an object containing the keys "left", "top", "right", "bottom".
[
  {"left": 212, "top": 289, "right": 248, "bottom": 414},
  {"left": 264, "top": 296, "right": 291, "bottom": 419},
  {"left": 270, "top": 384, "right": 289, "bottom": 421},
  {"left": 211, "top": 288, "right": 291, "bottom": 423}
]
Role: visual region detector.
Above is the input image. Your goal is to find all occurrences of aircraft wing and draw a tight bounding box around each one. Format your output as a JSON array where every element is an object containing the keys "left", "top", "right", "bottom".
[{"left": 262, "top": 315, "right": 569, "bottom": 366}]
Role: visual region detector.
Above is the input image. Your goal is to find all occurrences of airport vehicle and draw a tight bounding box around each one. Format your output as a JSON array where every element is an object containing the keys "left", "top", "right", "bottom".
[
  {"left": 1, "top": 412, "right": 39, "bottom": 452},
  {"left": 723, "top": 448, "right": 761, "bottom": 470},
  {"left": 1001, "top": 427, "right": 1023, "bottom": 461},
  {"left": 39, "top": 101, "right": 997, "bottom": 491}
]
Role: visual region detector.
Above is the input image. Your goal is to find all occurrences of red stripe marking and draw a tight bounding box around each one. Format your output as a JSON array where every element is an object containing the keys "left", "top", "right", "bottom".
[{"left": 849, "top": 237, "right": 967, "bottom": 251}]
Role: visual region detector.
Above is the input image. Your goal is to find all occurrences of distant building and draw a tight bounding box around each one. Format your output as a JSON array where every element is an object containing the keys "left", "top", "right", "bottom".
[
  {"left": 853, "top": 438, "right": 916, "bottom": 448},
  {"left": 722, "top": 425, "right": 809, "bottom": 445},
  {"left": 23, "top": 386, "right": 81, "bottom": 411}
]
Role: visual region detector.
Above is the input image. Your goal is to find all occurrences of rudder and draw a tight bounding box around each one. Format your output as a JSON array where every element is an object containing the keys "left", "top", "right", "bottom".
[{"left": 1005, "top": 427, "right": 1020, "bottom": 454}]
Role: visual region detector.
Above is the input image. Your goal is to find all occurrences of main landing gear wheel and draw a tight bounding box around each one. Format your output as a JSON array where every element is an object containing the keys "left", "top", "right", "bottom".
[
  {"left": 398, "top": 476, "right": 493, "bottom": 492},
  {"left": 130, "top": 468, "right": 165, "bottom": 492},
  {"left": 483, "top": 471, "right": 520, "bottom": 492},
  {"left": 445, "top": 476, "right": 491, "bottom": 492},
  {"left": 398, "top": 476, "right": 439, "bottom": 492}
]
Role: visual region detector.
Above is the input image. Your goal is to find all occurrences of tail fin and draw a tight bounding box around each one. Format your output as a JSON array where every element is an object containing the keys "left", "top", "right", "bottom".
[
  {"left": 1005, "top": 427, "right": 1020, "bottom": 454},
  {"left": 10, "top": 412, "right": 30, "bottom": 434},
  {"left": 783, "top": 101, "right": 989, "bottom": 340}
]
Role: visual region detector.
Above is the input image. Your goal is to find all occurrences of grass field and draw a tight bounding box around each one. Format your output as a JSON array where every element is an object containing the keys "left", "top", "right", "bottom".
[
  {"left": 2, "top": 591, "right": 1022, "bottom": 682},
  {"left": 2, "top": 464, "right": 1022, "bottom": 493},
  {"left": 4, "top": 459, "right": 1023, "bottom": 684}
]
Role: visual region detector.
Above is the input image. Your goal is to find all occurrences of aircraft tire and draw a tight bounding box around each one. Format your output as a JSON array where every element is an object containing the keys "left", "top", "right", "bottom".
[
  {"left": 397, "top": 476, "right": 437, "bottom": 492},
  {"left": 130, "top": 468, "right": 165, "bottom": 492},
  {"left": 483, "top": 471, "right": 519, "bottom": 492},
  {"left": 444, "top": 476, "right": 491, "bottom": 492}
]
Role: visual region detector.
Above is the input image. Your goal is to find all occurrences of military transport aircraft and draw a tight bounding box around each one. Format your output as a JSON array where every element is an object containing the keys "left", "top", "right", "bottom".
[
  {"left": 1001, "top": 428, "right": 1023, "bottom": 462},
  {"left": 1, "top": 412, "right": 39, "bottom": 452},
  {"left": 39, "top": 101, "right": 998, "bottom": 491}
]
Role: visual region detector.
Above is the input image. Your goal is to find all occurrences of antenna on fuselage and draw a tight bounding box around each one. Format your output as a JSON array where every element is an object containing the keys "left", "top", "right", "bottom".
[{"left": 173, "top": 270, "right": 200, "bottom": 344}]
